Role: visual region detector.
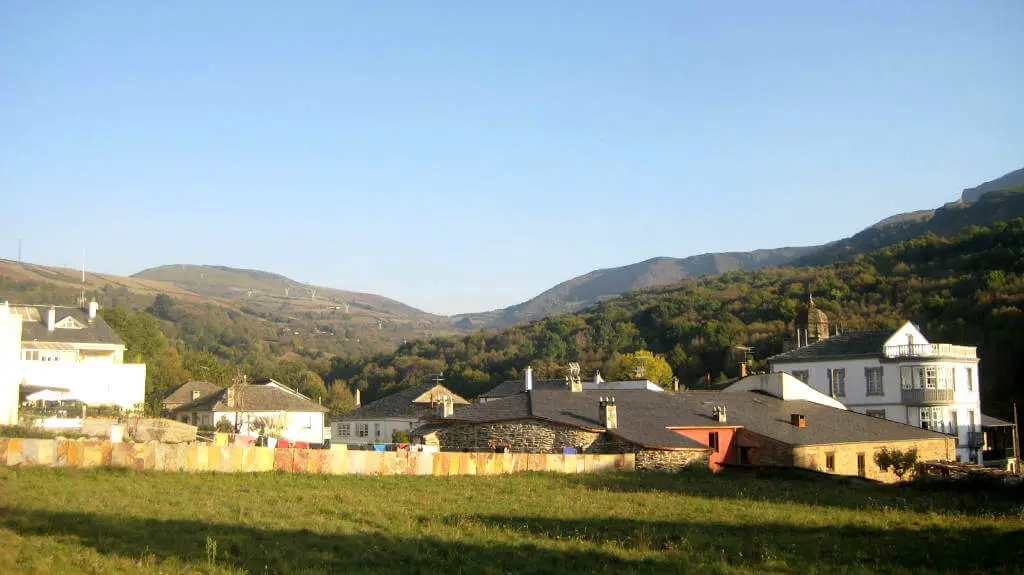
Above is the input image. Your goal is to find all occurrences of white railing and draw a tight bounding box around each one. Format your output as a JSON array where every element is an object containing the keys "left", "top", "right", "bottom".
[{"left": 883, "top": 343, "right": 977, "bottom": 360}]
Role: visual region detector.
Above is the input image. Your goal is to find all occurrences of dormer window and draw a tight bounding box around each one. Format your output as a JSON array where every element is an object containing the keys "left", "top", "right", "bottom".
[{"left": 55, "top": 316, "right": 84, "bottom": 329}]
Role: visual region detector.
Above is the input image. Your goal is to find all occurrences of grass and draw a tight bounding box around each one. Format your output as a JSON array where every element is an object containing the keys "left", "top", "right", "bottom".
[
  {"left": 0, "top": 425, "right": 93, "bottom": 440},
  {"left": 0, "top": 467, "right": 1022, "bottom": 575}
]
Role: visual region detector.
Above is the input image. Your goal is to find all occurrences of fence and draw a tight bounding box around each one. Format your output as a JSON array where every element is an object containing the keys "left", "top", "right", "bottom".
[{"left": 0, "top": 437, "right": 636, "bottom": 476}]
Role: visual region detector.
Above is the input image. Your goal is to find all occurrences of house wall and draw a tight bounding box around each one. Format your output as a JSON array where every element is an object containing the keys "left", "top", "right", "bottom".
[
  {"left": 0, "top": 306, "right": 23, "bottom": 425},
  {"left": 332, "top": 418, "right": 420, "bottom": 444},
  {"left": 16, "top": 361, "right": 146, "bottom": 409},
  {"left": 419, "top": 419, "right": 708, "bottom": 471},
  {"left": 735, "top": 429, "right": 795, "bottom": 467},
  {"left": 672, "top": 427, "right": 738, "bottom": 471},
  {"left": 199, "top": 410, "right": 325, "bottom": 444},
  {"left": 791, "top": 437, "right": 955, "bottom": 483}
]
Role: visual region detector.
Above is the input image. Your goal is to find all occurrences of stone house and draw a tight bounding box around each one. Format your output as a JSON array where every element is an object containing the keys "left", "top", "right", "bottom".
[{"left": 416, "top": 371, "right": 955, "bottom": 480}]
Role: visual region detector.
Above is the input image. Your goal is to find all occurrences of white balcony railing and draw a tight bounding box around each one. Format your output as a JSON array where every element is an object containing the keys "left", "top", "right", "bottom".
[{"left": 883, "top": 343, "right": 977, "bottom": 360}]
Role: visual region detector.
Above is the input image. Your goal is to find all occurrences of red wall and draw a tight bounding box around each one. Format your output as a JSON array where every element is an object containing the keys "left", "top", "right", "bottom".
[{"left": 672, "top": 427, "right": 738, "bottom": 471}]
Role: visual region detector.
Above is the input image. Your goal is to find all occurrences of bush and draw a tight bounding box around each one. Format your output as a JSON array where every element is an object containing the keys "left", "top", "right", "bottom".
[
  {"left": 875, "top": 447, "right": 919, "bottom": 480},
  {"left": 392, "top": 430, "right": 412, "bottom": 444}
]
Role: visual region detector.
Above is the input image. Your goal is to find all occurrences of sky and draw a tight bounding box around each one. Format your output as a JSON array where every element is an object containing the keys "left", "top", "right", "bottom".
[{"left": 1, "top": 2, "right": 1022, "bottom": 316}]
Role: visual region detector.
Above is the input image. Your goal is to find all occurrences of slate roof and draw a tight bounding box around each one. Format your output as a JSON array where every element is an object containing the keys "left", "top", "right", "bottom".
[
  {"left": 13, "top": 305, "right": 124, "bottom": 346},
  {"left": 336, "top": 383, "right": 469, "bottom": 421},
  {"left": 768, "top": 330, "right": 892, "bottom": 363},
  {"left": 162, "top": 380, "right": 222, "bottom": 407},
  {"left": 479, "top": 379, "right": 566, "bottom": 398},
  {"left": 171, "top": 383, "right": 328, "bottom": 414},
  {"left": 419, "top": 387, "right": 950, "bottom": 450},
  {"left": 671, "top": 391, "right": 948, "bottom": 447},
  {"left": 982, "top": 414, "right": 1015, "bottom": 428}
]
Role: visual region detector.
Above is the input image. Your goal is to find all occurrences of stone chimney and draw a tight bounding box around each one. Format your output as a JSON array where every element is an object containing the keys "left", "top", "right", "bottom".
[
  {"left": 437, "top": 395, "right": 455, "bottom": 418},
  {"left": 791, "top": 413, "right": 806, "bottom": 428},
  {"left": 88, "top": 299, "right": 98, "bottom": 321},
  {"left": 599, "top": 396, "right": 617, "bottom": 430},
  {"left": 354, "top": 388, "right": 361, "bottom": 408},
  {"left": 47, "top": 306, "right": 56, "bottom": 332},
  {"left": 740, "top": 362, "right": 747, "bottom": 378},
  {"left": 226, "top": 386, "right": 237, "bottom": 409},
  {"left": 713, "top": 405, "right": 727, "bottom": 423},
  {"left": 524, "top": 366, "right": 533, "bottom": 392}
]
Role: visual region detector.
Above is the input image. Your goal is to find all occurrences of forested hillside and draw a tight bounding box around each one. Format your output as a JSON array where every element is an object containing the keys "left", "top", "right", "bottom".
[{"left": 329, "top": 219, "right": 1024, "bottom": 419}]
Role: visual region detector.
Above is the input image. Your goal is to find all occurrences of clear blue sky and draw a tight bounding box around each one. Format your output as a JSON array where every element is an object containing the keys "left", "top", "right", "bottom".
[{"left": 1, "top": 2, "right": 1021, "bottom": 315}]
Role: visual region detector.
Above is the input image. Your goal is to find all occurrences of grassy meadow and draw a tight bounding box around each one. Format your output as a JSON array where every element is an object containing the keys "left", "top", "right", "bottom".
[{"left": 0, "top": 467, "right": 1022, "bottom": 575}]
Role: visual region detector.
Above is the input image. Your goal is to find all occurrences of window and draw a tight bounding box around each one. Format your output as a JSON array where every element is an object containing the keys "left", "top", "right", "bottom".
[
  {"left": 967, "top": 409, "right": 975, "bottom": 433},
  {"left": 356, "top": 424, "right": 369, "bottom": 438},
  {"left": 866, "top": 409, "right": 886, "bottom": 419},
  {"left": 374, "top": 423, "right": 381, "bottom": 438},
  {"left": 708, "top": 432, "right": 720, "bottom": 453},
  {"left": 949, "top": 410, "right": 958, "bottom": 438},
  {"left": 338, "top": 423, "right": 351, "bottom": 437},
  {"left": 901, "top": 366, "right": 954, "bottom": 390},
  {"left": 191, "top": 390, "right": 202, "bottom": 400},
  {"left": 966, "top": 367, "right": 974, "bottom": 392},
  {"left": 920, "top": 407, "right": 943, "bottom": 432},
  {"left": 829, "top": 368, "right": 846, "bottom": 397},
  {"left": 790, "top": 370, "right": 810, "bottom": 384},
  {"left": 825, "top": 452, "right": 835, "bottom": 472},
  {"left": 900, "top": 367, "right": 913, "bottom": 390},
  {"left": 739, "top": 446, "right": 752, "bottom": 465},
  {"left": 857, "top": 453, "right": 866, "bottom": 478},
  {"left": 865, "top": 367, "right": 884, "bottom": 396}
]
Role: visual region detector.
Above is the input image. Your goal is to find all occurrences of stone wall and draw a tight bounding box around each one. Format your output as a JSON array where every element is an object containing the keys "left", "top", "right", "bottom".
[
  {"left": 637, "top": 449, "right": 709, "bottom": 472},
  {"left": 421, "top": 419, "right": 707, "bottom": 472},
  {"left": 735, "top": 429, "right": 795, "bottom": 467}
]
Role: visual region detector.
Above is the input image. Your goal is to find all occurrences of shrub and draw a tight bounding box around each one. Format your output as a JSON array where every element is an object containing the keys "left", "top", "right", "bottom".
[{"left": 875, "top": 447, "right": 919, "bottom": 480}]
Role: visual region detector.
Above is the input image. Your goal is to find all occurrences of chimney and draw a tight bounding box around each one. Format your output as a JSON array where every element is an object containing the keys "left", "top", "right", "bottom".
[
  {"left": 226, "top": 386, "right": 236, "bottom": 409},
  {"left": 594, "top": 370, "right": 604, "bottom": 385},
  {"left": 47, "top": 306, "right": 56, "bottom": 331},
  {"left": 437, "top": 395, "right": 454, "bottom": 418},
  {"left": 713, "top": 405, "right": 727, "bottom": 423},
  {"left": 740, "top": 362, "right": 747, "bottom": 378},
  {"left": 791, "top": 414, "right": 806, "bottom": 428},
  {"left": 88, "top": 299, "right": 98, "bottom": 321},
  {"left": 599, "top": 396, "right": 618, "bottom": 430},
  {"left": 354, "top": 388, "right": 361, "bottom": 408},
  {"left": 524, "top": 366, "right": 533, "bottom": 392},
  {"left": 673, "top": 377, "right": 679, "bottom": 392}
]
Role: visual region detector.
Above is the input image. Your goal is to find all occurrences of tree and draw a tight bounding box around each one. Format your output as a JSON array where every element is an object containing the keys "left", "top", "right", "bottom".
[
  {"left": 325, "top": 380, "right": 357, "bottom": 415},
  {"left": 874, "top": 447, "right": 919, "bottom": 480},
  {"left": 603, "top": 350, "right": 674, "bottom": 386},
  {"left": 297, "top": 370, "right": 328, "bottom": 401},
  {"left": 147, "top": 294, "right": 175, "bottom": 321}
]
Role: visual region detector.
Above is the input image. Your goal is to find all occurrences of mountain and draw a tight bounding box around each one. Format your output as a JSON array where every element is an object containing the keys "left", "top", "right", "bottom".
[
  {"left": 456, "top": 172, "right": 1024, "bottom": 330},
  {"left": 795, "top": 185, "right": 1024, "bottom": 266},
  {"left": 134, "top": 264, "right": 432, "bottom": 320},
  {"left": 961, "top": 167, "right": 1024, "bottom": 203},
  {"left": 452, "top": 247, "right": 819, "bottom": 329},
  {"left": 0, "top": 260, "right": 455, "bottom": 361}
]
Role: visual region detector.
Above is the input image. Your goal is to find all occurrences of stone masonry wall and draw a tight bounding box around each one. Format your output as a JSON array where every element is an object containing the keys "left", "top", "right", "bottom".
[{"left": 424, "top": 420, "right": 707, "bottom": 472}]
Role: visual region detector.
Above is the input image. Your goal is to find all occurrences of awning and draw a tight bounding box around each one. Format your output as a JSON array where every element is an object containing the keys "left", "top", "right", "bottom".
[{"left": 981, "top": 414, "right": 1016, "bottom": 428}]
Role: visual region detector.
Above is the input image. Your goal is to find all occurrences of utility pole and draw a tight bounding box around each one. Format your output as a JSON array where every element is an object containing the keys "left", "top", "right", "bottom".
[
  {"left": 1014, "top": 401, "right": 1021, "bottom": 476},
  {"left": 17, "top": 238, "right": 21, "bottom": 262}
]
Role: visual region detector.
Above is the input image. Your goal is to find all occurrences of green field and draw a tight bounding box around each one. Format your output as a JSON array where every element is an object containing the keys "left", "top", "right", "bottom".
[{"left": 1, "top": 467, "right": 1022, "bottom": 575}]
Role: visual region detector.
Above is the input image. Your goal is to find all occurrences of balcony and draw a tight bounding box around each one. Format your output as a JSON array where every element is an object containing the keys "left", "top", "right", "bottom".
[
  {"left": 900, "top": 388, "right": 955, "bottom": 405},
  {"left": 883, "top": 343, "right": 977, "bottom": 361}
]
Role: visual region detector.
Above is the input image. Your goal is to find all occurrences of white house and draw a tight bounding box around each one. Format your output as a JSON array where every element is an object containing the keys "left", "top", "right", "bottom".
[
  {"left": 171, "top": 379, "right": 328, "bottom": 444},
  {"left": 11, "top": 302, "right": 145, "bottom": 409},
  {"left": 478, "top": 367, "right": 665, "bottom": 403},
  {"left": 332, "top": 383, "right": 469, "bottom": 444},
  {"left": 0, "top": 302, "right": 24, "bottom": 425},
  {"left": 769, "top": 320, "right": 983, "bottom": 463}
]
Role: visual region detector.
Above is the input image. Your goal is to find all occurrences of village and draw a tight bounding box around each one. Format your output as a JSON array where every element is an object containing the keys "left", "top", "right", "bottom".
[{"left": 2, "top": 297, "right": 1018, "bottom": 483}]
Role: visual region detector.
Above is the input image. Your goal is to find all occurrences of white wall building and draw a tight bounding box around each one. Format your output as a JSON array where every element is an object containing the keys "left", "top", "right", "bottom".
[
  {"left": 11, "top": 303, "right": 145, "bottom": 409},
  {"left": 172, "top": 380, "right": 327, "bottom": 444},
  {"left": 0, "top": 302, "right": 24, "bottom": 425},
  {"left": 770, "top": 321, "right": 983, "bottom": 463},
  {"left": 332, "top": 383, "right": 469, "bottom": 444}
]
